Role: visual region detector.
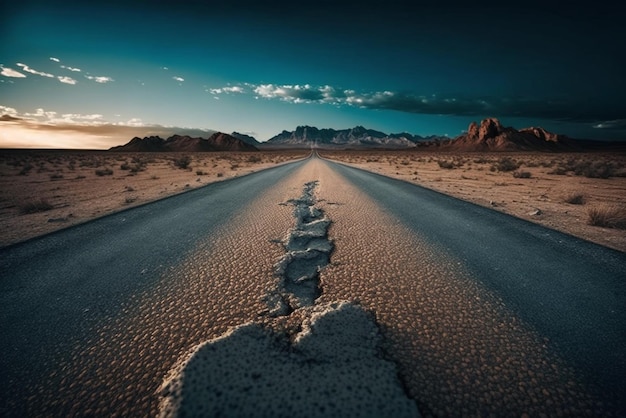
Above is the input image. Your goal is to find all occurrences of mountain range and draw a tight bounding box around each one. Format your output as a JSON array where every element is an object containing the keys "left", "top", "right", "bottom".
[
  {"left": 265, "top": 125, "right": 447, "bottom": 148},
  {"left": 109, "top": 132, "right": 258, "bottom": 152},
  {"left": 108, "top": 118, "right": 624, "bottom": 152}
]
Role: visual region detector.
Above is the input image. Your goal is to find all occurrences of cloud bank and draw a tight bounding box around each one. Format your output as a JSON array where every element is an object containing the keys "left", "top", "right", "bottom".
[{"left": 204, "top": 82, "right": 625, "bottom": 130}]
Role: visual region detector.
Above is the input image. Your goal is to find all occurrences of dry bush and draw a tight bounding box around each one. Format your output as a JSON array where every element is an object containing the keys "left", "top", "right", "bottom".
[
  {"left": 95, "top": 168, "right": 113, "bottom": 176},
  {"left": 491, "top": 157, "right": 520, "bottom": 172},
  {"left": 563, "top": 193, "right": 586, "bottom": 205},
  {"left": 173, "top": 155, "right": 192, "bottom": 170},
  {"left": 437, "top": 160, "right": 455, "bottom": 169},
  {"left": 513, "top": 170, "right": 532, "bottom": 178},
  {"left": 587, "top": 205, "right": 626, "bottom": 229},
  {"left": 19, "top": 198, "right": 54, "bottom": 214}
]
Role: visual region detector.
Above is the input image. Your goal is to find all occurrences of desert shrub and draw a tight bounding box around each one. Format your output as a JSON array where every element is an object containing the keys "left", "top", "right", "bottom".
[
  {"left": 492, "top": 157, "right": 520, "bottom": 172},
  {"left": 564, "top": 193, "right": 586, "bottom": 205},
  {"left": 196, "top": 170, "right": 205, "bottom": 175},
  {"left": 173, "top": 156, "right": 191, "bottom": 169},
  {"left": 120, "top": 162, "right": 131, "bottom": 170},
  {"left": 216, "top": 172, "right": 224, "bottom": 177},
  {"left": 437, "top": 160, "right": 455, "bottom": 169},
  {"left": 513, "top": 170, "right": 532, "bottom": 178},
  {"left": 19, "top": 198, "right": 53, "bottom": 214},
  {"left": 18, "top": 164, "right": 34, "bottom": 175},
  {"left": 230, "top": 164, "right": 239, "bottom": 170},
  {"left": 50, "top": 173, "right": 64, "bottom": 180},
  {"left": 95, "top": 168, "right": 113, "bottom": 176},
  {"left": 124, "top": 196, "right": 137, "bottom": 204},
  {"left": 587, "top": 205, "right": 626, "bottom": 229},
  {"left": 473, "top": 157, "right": 490, "bottom": 164},
  {"left": 583, "top": 161, "right": 617, "bottom": 179},
  {"left": 548, "top": 167, "right": 568, "bottom": 175},
  {"left": 247, "top": 155, "right": 262, "bottom": 163}
]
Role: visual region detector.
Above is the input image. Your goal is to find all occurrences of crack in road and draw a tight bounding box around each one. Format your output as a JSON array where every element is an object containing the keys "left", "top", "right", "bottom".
[{"left": 268, "top": 181, "right": 334, "bottom": 315}]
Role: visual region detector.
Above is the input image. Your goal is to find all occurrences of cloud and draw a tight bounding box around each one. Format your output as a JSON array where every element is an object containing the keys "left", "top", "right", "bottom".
[
  {"left": 16, "top": 63, "right": 54, "bottom": 78},
  {"left": 593, "top": 119, "right": 626, "bottom": 130},
  {"left": 61, "top": 65, "right": 82, "bottom": 72},
  {"left": 58, "top": 76, "right": 78, "bottom": 85},
  {"left": 173, "top": 76, "right": 184, "bottom": 82},
  {"left": 85, "top": 75, "right": 114, "bottom": 83},
  {"left": 0, "top": 105, "right": 19, "bottom": 116},
  {"left": 0, "top": 66, "right": 26, "bottom": 78},
  {"left": 50, "top": 57, "right": 60, "bottom": 62},
  {"left": 209, "top": 86, "right": 245, "bottom": 95},
  {"left": 0, "top": 111, "right": 218, "bottom": 149}
]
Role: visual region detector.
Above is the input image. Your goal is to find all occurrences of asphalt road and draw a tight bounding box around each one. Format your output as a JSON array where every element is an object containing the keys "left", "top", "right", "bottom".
[{"left": 1, "top": 153, "right": 625, "bottom": 416}]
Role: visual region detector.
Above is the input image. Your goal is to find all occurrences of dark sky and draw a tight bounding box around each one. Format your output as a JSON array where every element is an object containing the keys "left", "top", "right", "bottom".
[{"left": 1, "top": 0, "right": 625, "bottom": 146}]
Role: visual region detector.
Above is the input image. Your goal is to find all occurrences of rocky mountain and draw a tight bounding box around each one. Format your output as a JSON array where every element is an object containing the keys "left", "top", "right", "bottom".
[
  {"left": 265, "top": 125, "right": 447, "bottom": 148},
  {"left": 446, "top": 118, "right": 576, "bottom": 152},
  {"left": 109, "top": 132, "right": 258, "bottom": 152},
  {"left": 230, "top": 132, "right": 261, "bottom": 147}
]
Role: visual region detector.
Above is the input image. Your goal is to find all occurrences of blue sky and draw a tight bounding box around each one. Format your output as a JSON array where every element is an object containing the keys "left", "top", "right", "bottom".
[{"left": 1, "top": 0, "right": 625, "bottom": 148}]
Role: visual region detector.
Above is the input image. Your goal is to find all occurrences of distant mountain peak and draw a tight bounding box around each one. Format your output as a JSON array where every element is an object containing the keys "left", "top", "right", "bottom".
[{"left": 265, "top": 125, "right": 446, "bottom": 148}]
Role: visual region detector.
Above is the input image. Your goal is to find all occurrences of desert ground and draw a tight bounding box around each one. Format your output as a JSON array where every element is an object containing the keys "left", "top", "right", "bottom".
[
  {"left": 321, "top": 150, "right": 626, "bottom": 253},
  {"left": 0, "top": 150, "right": 307, "bottom": 247},
  {"left": 0, "top": 149, "right": 625, "bottom": 252}
]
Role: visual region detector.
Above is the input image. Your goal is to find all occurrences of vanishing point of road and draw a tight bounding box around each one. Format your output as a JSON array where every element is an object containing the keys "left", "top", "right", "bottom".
[{"left": 1, "top": 153, "right": 625, "bottom": 416}]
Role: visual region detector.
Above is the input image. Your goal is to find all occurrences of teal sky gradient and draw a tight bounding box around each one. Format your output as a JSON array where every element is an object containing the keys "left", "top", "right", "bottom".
[{"left": 1, "top": 1, "right": 625, "bottom": 147}]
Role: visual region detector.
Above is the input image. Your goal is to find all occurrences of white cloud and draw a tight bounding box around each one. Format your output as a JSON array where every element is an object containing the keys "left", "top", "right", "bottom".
[
  {"left": 173, "top": 76, "right": 184, "bottom": 82},
  {"left": 126, "top": 118, "right": 144, "bottom": 127},
  {"left": 0, "top": 105, "right": 19, "bottom": 116},
  {"left": 58, "top": 76, "right": 77, "bottom": 85},
  {"left": 16, "top": 63, "right": 54, "bottom": 78},
  {"left": 209, "top": 86, "right": 245, "bottom": 95},
  {"left": 61, "top": 65, "right": 81, "bottom": 72},
  {"left": 24, "top": 108, "right": 57, "bottom": 119},
  {"left": 0, "top": 66, "right": 26, "bottom": 78},
  {"left": 85, "top": 75, "right": 114, "bottom": 83},
  {"left": 50, "top": 57, "right": 60, "bottom": 62}
]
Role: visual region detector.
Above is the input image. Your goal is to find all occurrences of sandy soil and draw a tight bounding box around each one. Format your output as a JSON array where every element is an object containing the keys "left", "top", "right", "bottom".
[
  {"left": 320, "top": 150, "right": 626, "bottom": 253},
  {"left": 0, "top": 150, "right": 307, "bottom": 248}
]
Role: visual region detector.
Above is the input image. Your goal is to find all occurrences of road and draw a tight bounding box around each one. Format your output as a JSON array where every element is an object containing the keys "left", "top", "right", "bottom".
[{"left": 1, "top": 153, "right": 625, "bottom": 416}]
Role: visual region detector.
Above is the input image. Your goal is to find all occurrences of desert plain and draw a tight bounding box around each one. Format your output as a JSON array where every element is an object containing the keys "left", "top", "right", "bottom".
[{"left": 1, "top": 149, "right": 625, "bottom": 252}]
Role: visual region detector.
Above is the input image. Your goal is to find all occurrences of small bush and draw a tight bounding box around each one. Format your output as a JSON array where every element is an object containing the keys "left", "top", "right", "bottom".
[
  {"left": 173, "top": 156, "right": 191, "bottom": 169},
  {"left": 513, "top": 170, "right": 532, "bottom": 178},
  {"left": 19, "top": 164, "right": 33, "bottom": 175},
  {"left": 247, "top": 155, "right": 262, "bottom": 163},
  {"left": 437, "top": 160, "right": 455, "bottom": 169},
  {"left": 492, "top": 157, "right": 520, "bottom": 172},
  {"left": 216, "top": 172, "right": 224, "bottom": 177},
  {"left": 50, "top": 173, "right": 64, "bottom": 180},
  {"left": 587, "top": 205, "right": 626, "bottom": 229},
  {"left": 19, "top": 198, "right": 54, "bottom": 214},
  {"left": 95, "top": 168, "right": 113, "bottom": 176},
  {"left": 564, "top": 193, "right": 586, "bottom": 205},
  {"left": 196, "top": 170, "right": 205, "bottom": 175}
]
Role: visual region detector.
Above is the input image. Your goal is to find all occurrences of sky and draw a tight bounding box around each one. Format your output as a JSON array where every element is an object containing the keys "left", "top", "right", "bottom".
[{"left": 1, "top": 0, "right": 625, "bottom": 148}]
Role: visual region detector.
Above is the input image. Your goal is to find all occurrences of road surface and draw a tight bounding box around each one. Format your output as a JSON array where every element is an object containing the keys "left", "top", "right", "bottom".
[{"left": 1, "top": 153, "right": 625, "bottom": 416}]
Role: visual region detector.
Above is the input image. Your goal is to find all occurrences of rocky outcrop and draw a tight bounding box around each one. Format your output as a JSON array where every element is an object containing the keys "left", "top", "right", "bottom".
[{"left": 449, "top": 118, "right": 574, "bottom": 152}]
